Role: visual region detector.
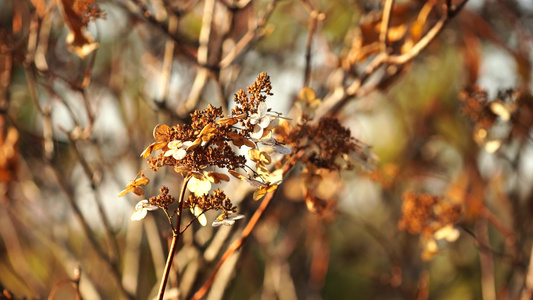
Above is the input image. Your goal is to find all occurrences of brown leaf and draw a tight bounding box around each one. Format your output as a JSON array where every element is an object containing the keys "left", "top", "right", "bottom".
[
  {"left": 58, "top": 0, "right": 99, "bottom": 58},
  {"left": 153, "top": 124, "right": 170, "bottom": 142}
]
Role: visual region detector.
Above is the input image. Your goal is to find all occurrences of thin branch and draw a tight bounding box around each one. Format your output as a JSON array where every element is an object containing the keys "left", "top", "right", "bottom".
[
  {"left": 476, "top": 218, "right": 496, "bottom": 300},
  {"left": 49, "top": 165, "right": 133, "bottom": 300},
  {"left": 318, "top": 0, "right": 470, "bottom": 119},
  {"left": 60, "top": 130, "right": 120, "bottom": 263},
  {"left": 303, "top": 10, "right": 321, "bottom": 88},
  {"left": 157, "top": 176, "right": 191, "bottom": 299},
  {"left": 521, "top": 245, "right": 533, "bottom": 300},
  {"left": 218, "top": 1, "right": 278, "bottom": 69},
  {"left": 379, "top": 0, "right": 395, "bottom": 54},
  {"left": 159, "top": 15, "right": 178, "bottom": 103},
  {"left": 191, "top": 154, "right": 299, "bottom": 300},
  {"left": 126, "top": 1, "right": 199, "bottom": 64},
  {"left": 180, "top": 0, "right": 215, "bottom": 114}
]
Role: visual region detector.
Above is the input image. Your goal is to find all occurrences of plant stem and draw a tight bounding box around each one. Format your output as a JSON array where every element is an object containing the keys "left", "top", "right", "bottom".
[
  {"left": 157, "top": 176, "right": 190, "bottom": 300},
  {"left": 191, "top": 154, "right": 301, "bottom": 299}
]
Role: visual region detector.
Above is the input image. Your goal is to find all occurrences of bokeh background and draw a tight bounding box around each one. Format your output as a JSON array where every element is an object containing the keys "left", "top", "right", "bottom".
[{"left": 1, "top": 0, "right": 533, "bottom": 299}]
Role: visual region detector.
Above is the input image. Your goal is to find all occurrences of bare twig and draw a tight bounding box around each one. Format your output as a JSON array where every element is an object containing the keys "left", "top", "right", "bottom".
[
  {"left": 476, "top": 218, "right": 496, "bottom": 300},
  {"left": 157, "top": 176, "right": 191, "bottom": 299},
  {"left": 303, "top": 10, "right": 321, "bottom": 88},
  {"left": 218, "top": 1, "right": 277, "bottom": 69},
  {"left": 521, "top": 245, "right": 533, "bottom": 300},
  {"left": 191, "top": 153, "right": 299, "bottom": 299},
  {"left": 49, "top": 165, "right": 133, "bottom": 300},
  {"left": 180, "top": 0, "right": 215, "bottom": 114},
  {"left": 160, "top": 15, "right": 178, "bottom": 103},
  {"left": 63, "top": 133, "right": 121, "bottom": 263},
  {"left": 316, "top": 0, "right": 470, "bottom": 119},
  {"left": 379, "top": 0, "right": 395, "bottom": 54}
]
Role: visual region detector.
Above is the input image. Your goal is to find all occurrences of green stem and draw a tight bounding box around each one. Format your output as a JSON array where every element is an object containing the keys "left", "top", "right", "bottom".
[{"left": 157, "top": 175, "right": 190, "bottom": 300}]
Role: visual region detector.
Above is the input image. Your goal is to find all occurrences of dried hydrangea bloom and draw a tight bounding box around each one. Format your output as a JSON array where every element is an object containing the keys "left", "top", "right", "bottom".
[
  {"left": 397, "top": 191, "right": 463, "bottom": 260},
  {"left": 124, "top": 73, "right": 291, "bottom": 225}
]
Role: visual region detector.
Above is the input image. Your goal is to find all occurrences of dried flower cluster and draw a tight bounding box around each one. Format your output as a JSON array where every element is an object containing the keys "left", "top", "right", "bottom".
[
  {"left": 276, "top": 97, "right": 378, "bottom": 218},
  {"left": 120, "top": 73, "right": 290, "bottom": 226},
  {"left": 398, "top": 191, "right": 462, "bottom": 260},
  {"left": 459, "top": 86, "right": 498, "bottom": 130},
  {"left": 72, "top": 0, "right": 105, "bottom": 23},
  {"left": 458, "top": 86, "right": 531, "bottom": 153}
]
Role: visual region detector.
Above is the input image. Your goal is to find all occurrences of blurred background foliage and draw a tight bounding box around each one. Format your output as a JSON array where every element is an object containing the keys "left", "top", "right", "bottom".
[{"left": 1, "top": 0, "right": 533, "bottom": 299}]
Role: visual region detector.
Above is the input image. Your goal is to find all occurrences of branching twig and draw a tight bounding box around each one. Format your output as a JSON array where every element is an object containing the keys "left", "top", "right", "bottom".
[
  {"left": 379, "top": 0, "right": 395, "bottom": 54},
  {"left": 316, "top": 0, "right": 470, "bottom": 119},
  {"left": 157, "top": 175, "right": 191, "bottom": 299},
  {"left": 191, "top": 153, "right": 300, "bottom": 299},
  {"left": 303, "top": 10, "right": 321, "bottom": 88}
]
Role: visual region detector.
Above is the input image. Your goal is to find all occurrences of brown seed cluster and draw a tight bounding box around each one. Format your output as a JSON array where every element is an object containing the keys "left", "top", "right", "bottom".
[
  {"left": 398, "top": 191, "right": 462, "bottom": 236},
  {"left": 287, "top": 117, "right": 370, "bottom": 171},
  {"left": 148, "top": 186, "right": 176, "bottom": 210},
  {"left": 145, "top": 104, "right": 247, "bottom": 173},
  {"left": 184, "top": 189, "right": 236, "bottom": 214},
  {"left": 72, "top": 0, "right": 105, "bottom": 22},
  {"left": 458, "top": 86, "right": 497, "bottom": 130},
  {"left": 280, "top": 116, "right": 377, "bottom": 218}
]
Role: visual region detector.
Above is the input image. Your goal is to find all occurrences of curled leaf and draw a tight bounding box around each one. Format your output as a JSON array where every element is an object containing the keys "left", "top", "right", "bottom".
[
  {"left": 118, "top": 177, "right": 150, "bottom": 197},
  {"left": 58, "top": 0, "right": 100, "bottom": 58},
  {"left": 206, "top": 172, "right": 230, "bottom": 183},
  {"left": 227, "top": 131, "right": 255, "bottom": 148},
  {"left": 153, "top": 124, "right": 170, "bottom": 142}
]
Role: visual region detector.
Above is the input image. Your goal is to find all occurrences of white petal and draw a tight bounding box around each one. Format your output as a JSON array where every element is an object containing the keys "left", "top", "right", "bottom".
[
  {"left": 249, "top": 113, "right": 261, "bottom": 125},
  {"left": 251, "top": 126, "right": 264, "bottom": 140},
  {"left": 198, "top": 214, "right": 207, "bottom": 226},
  {"left": 172, "top": 149, "right": 188, "bottom": 160},
  {"left": 212, "top": 220, "right": 224, "bottom": 227},
  {"left": 145, "top": 205, "right": 159, "bottom": 211},
  {"left": 229, "top": 214, "right": 245, "bottom": 221},
  {"left": 192, "top": 207, "right": 207, "bottom": 226},
  {"left": 268, "top": 169, "right": 284, "bottom": 183},
  {"left": 167, "top": 140, "right": 181, "bottom": 148},
  {"left": 223, "top": 219, "right": 236, "bottom": 226},
  {"left": 257, "top": 102, "right": 268, "bottom": 117},
  {"left": 131, "top": 208, "right": 148, "bottom": 221},
  {"left": 267, "top": 118, "right": 279, "bottom": 128},
  {"left": 135, "top": 200, "right": 149, "bottom": 210},
  {"left": 259, "top": 115, "right": 271, "bottom": 128},
  {"left": 182, "top": 141, "right": 194, "bottom": 149},
  {"left": 273, "top": 144, "right": 292, "bottom": 155}
]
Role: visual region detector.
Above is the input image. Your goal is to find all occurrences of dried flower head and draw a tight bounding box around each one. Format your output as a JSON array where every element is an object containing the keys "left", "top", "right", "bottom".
[
  {"left": 398, "top": 191, "right": 463, "bottom": 260},
  {"left": 459, "top": 86, "right": 497, "bottom": 130},
  {"left": 123, "top": 73, "right": 292, "bottom": 227}
]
